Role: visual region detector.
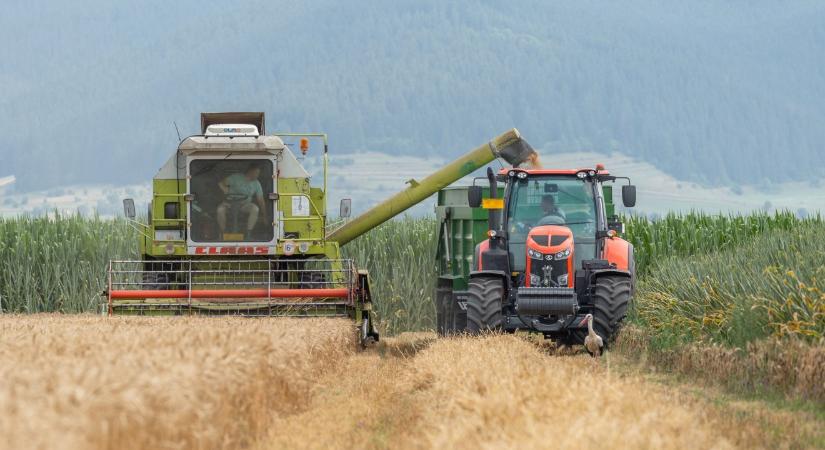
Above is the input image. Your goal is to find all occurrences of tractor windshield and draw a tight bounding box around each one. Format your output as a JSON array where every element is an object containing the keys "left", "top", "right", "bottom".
[
  {"left": 506, "top": 176, "right": 598, "bottom": 271},
  {"left": 189, "top": 159, "right": 274, "bottom": 243}
]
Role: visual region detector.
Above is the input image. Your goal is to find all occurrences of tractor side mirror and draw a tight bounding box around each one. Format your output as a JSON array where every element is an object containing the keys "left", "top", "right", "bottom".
[
  {"left": 339, "top": 198, "right": 352, "bottom": 218},
  {"left": 468, "top": 185, "right": 483, "bottom": 208},
  {"left": 622, "top": 185, "right": 636, "bottom": 208},
  {"left": 122, "top": 198, "right": 136, "bottom": 219},
  {"left": 607, "top": 218, "right": 625, "bottom": 234}
]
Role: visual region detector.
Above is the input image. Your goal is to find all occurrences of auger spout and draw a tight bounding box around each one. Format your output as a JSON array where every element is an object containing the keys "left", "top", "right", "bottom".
[{"left": 327, "top": 128, "right": 535, "bottom": 246}]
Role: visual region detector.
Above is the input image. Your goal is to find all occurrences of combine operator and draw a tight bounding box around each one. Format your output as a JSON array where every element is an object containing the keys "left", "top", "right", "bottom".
[{"left": 216, "top": 164, "right": 267, "bottom": 237}]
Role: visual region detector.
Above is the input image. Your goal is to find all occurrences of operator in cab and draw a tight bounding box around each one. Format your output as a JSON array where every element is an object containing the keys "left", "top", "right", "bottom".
[
  {"left": 510, "top": 194, "right": 567, "bottom": 235},
  {"left": 216, "top": 164, "right": 267, "bottom": 236},
  {"left": 540, "top": 194, "right": 566, "bottom": 222}
]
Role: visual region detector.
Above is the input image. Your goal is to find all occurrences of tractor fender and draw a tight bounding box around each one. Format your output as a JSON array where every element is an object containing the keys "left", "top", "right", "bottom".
[
  {"left": 589, "top": 268, "right": 632, "bottom": 280},
  {"left": 473, "top": 239, "right": 490, "bottom": 270},
  {"left": 603, "top": 237, "right": 632, "bottom": 271},
  {"left": 469, "top": 270, "right": 509, "bottom": 281}
]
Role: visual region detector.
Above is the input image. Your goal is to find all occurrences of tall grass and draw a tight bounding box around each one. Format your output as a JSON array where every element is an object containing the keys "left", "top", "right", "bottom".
[{"left": 0, "top": 213, "right": 135, "bottom": 313}]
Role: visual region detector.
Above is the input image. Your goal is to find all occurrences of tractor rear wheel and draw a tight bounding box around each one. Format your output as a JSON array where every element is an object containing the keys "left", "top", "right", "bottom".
[
  {"left": 569, "top": 275, "right": 632, "bottom": 350},
  {"left": 435, "top": 283, "right": 452, "bottom": 336},
  {"left": 466, "top": 277, "right": 504, "bottom": 334}
]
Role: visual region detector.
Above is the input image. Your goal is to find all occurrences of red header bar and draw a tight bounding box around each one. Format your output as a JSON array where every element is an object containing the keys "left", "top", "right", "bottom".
[{"left": 109, "top": 288, "right": 349, "bottom": 300}]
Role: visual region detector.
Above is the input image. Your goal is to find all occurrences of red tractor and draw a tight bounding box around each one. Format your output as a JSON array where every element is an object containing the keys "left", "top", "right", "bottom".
[{"left": 435, "top": 164, "right": 637, "bottom": 350}]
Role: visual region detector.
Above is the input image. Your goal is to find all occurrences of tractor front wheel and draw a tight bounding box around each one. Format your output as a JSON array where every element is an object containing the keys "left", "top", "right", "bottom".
[
  {"left": 569, "top": 275, "right": 632, "bottom": 350},
  {"left": 466, "top": 277, "right": 504, "bottom": 334}
]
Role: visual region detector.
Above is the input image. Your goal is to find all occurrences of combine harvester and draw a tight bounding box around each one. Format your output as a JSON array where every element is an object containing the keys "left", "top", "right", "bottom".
[{"left": 105, "top": 112, "right": 534, "bottom": 346}]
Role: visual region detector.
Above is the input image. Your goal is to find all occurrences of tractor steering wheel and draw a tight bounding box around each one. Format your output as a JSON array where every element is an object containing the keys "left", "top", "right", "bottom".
[{"left": 536, "top": 214, "right": 566, "bottom": 226}]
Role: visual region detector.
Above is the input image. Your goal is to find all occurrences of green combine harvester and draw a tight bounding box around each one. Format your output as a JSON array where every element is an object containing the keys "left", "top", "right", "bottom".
[{"left": 106, "top": 112, "right": 535, "bottom": 345}]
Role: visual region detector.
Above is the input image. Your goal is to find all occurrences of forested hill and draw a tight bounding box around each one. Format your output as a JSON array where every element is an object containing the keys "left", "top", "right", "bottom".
[{"left": 2, "top": 1, "right": 824, "bottom": 191}]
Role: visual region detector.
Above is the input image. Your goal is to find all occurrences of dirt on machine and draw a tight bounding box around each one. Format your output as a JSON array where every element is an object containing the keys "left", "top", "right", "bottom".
[{"left": 105, "top": 112, "right": 536, "bottom": 346}]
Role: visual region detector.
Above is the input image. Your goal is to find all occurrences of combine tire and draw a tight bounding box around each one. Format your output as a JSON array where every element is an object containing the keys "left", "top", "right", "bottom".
[
  {"left": 300, "top": 271, "right": 326, "bottom": 289},
  {"left": 570, "top": 275, "right": 632, "bottom": 350},
  {"left": 142, "top": 261, "right": 173, "bottom": 290},
  {"left": 466, "top": 277, "right": 504, "bottom": 334}
]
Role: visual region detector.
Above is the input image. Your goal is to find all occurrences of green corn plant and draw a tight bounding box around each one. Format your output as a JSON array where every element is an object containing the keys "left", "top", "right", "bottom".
[
  {"left": 633, "top": 221, "right": 825, "bottom": 347},
  {"left": 0, "top": 212, "right": 137, "bottom": 313}
]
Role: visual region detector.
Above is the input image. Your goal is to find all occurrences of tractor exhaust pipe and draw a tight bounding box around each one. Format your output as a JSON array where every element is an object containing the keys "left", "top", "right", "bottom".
[{"left": 486, "top": 167, "right": 500, "bottom": 235}]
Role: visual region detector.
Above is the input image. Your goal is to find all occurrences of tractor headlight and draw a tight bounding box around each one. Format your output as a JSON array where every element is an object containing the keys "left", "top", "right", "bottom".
[
  {"left": 530, "top": 274, "right": 541, "bottom": 286},
  {"left": 527, "top": 248, "right": 545, "bottom": 260},
  {"left": 554, "top": 248, "right": 571, "bottom": 260},
  {"left": 558, "top": 274, "right": 569, "bottom": 286},
  {"left": 517, "top": 171, "right": 528, "bottom": 179}
]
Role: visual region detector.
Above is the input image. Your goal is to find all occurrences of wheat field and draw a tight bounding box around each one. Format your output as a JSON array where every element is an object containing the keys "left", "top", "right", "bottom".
[
  {"left": 0, "top": 315, "right": 354, "bottom": 450},
  {"left": 2, "top": 315, "right": 817, "bottom": 450},
  {"left": 254, "top": 333, "right": 823, "bottom": 450}
]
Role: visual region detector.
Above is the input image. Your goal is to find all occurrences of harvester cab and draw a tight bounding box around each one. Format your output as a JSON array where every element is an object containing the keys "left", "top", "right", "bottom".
[
  {"left": 109, "top": 112, "right": 379, "bottom": 346},
  {"left": 436, "top": 164, "right": 637, "bottom": 350}
]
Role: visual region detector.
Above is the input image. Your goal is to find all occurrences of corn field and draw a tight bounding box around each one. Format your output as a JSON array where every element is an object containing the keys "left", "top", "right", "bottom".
[
  {"left": 624, "top": 210, "right": 823, "bottom": 275},
  {"left": 341, "top": 217, "right": 438, "bottom": 335},
  {"left": 0, "top": 211, "right": 821, "bottom": 343},
  {"left": 0, "top": 213, "right": 135, "bottom": 313},
  {"left": 633, "top": 222, "right": 825, "bottom": 347}
]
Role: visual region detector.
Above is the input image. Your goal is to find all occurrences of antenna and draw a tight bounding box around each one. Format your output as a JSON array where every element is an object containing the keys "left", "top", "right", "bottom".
[{"left": 173, "top": 121, "right": 182, "bottom": 142}]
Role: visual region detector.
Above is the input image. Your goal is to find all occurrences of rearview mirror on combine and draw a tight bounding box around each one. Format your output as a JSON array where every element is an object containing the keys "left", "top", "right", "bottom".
[
  {"left": 622, "top": 185, "right": 637, "bottom": 208},
  {"left": 339, "top": 198, "right": 352, "bottom": 218},
  {"left": 468, "top": 185, "right": 483, "bottom": 208},
  {"left": 122, "top": 198, "right": 136, "bottom": 219}
]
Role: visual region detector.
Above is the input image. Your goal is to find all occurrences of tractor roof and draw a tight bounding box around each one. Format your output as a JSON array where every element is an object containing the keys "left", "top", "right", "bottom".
[{"left": 498, "top": 167, "right": 611, "bottom": 176}]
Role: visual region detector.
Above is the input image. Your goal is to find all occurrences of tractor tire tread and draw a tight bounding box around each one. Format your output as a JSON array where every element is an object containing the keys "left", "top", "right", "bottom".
[
  {"left": 569, "top": 275, "right": 632, "bottom": 348},
  {"left": 466, "top": 277, "right": 504, "bottom": 333}
]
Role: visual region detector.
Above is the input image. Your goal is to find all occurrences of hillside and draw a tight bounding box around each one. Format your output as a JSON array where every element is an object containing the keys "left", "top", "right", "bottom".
[{"left": 1, "top": 1, "right": 824, "bottom": 191}]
